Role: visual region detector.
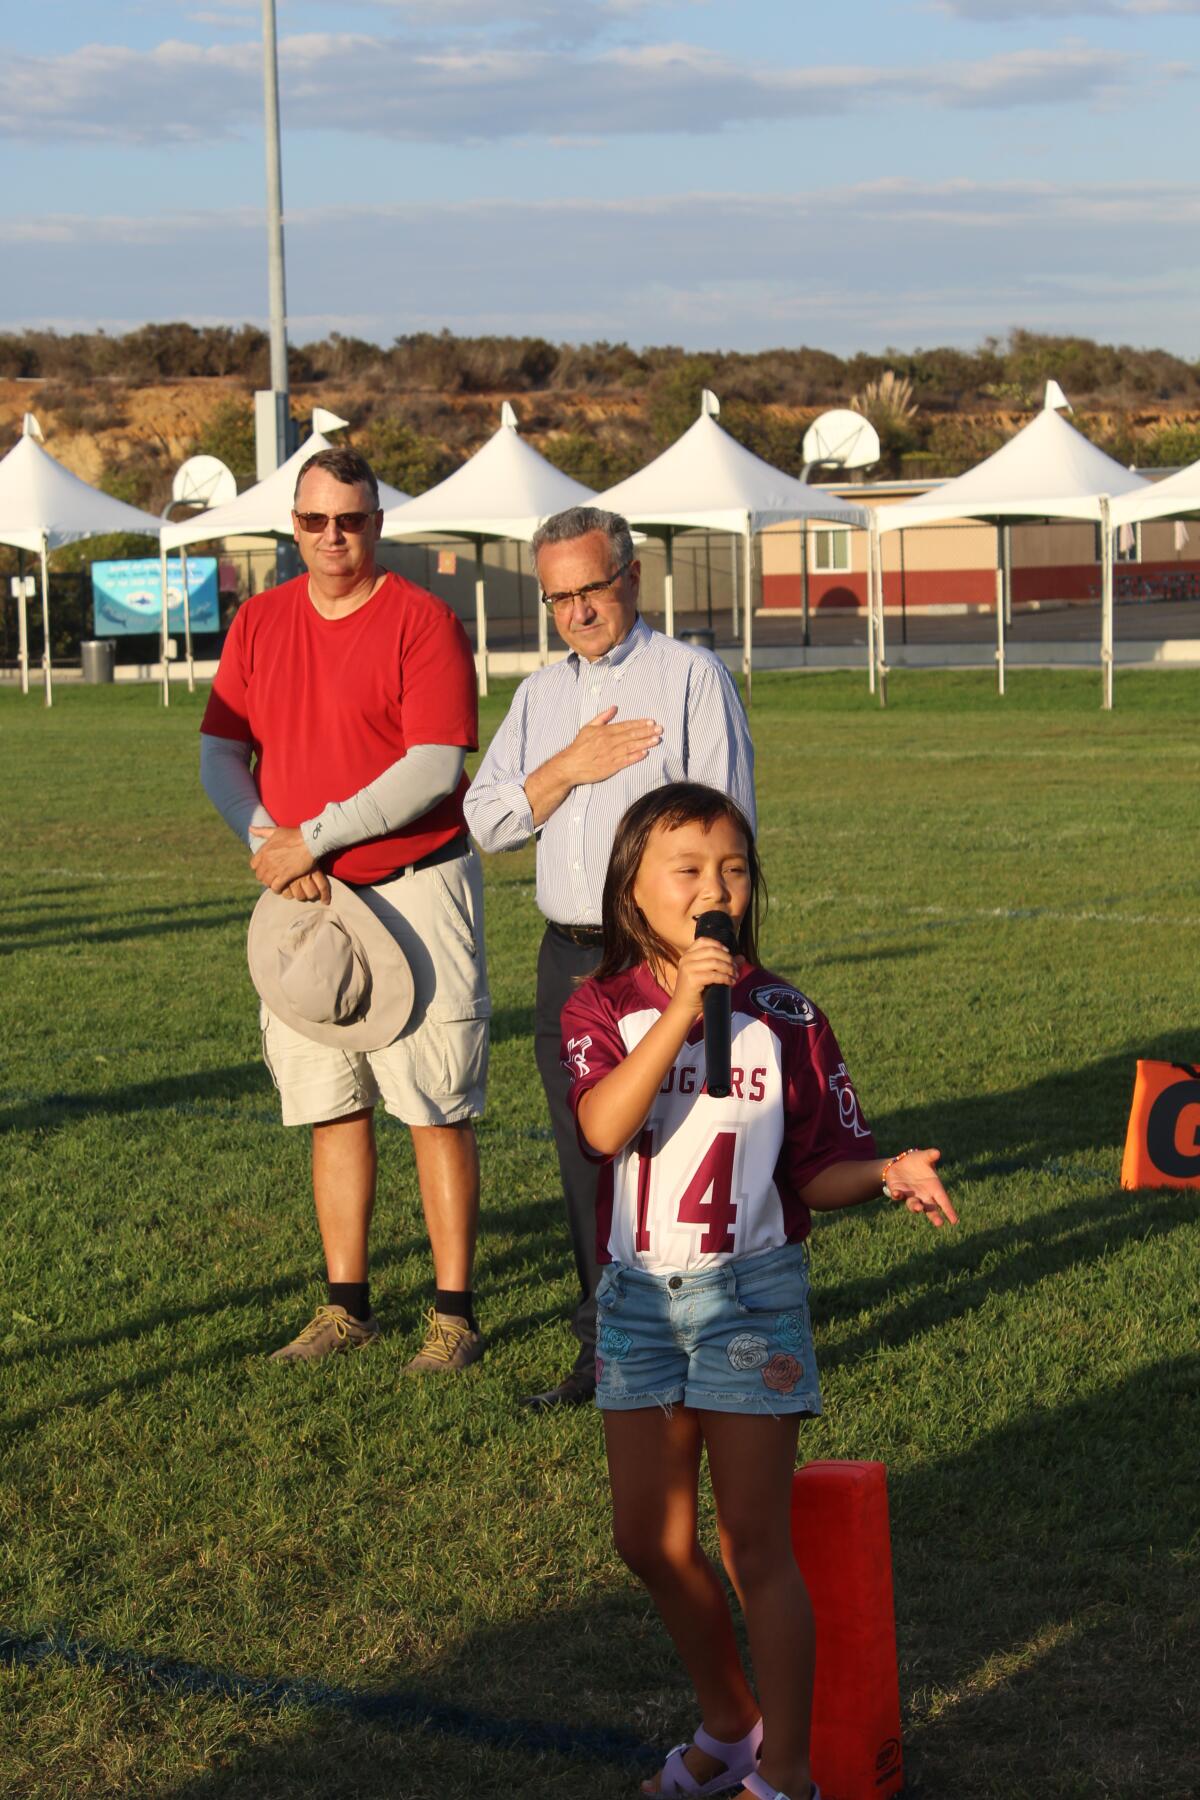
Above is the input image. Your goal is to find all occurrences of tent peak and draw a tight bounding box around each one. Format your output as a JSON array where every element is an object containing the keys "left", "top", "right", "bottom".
[
  {"left": 700, "top": 389, "right": 720, "bottom": 419},
  {"left": 22, "top": 413, "right": 44, "bottom": 442},
  {"left": 1043, "top": 380, "right": 1072, "bottom": 415},
  {"left": 500, "top": 401, "right": 519, "bottom": 430},
  {"left": 311, "top": 407, "right": 349, "bottom": 436}
]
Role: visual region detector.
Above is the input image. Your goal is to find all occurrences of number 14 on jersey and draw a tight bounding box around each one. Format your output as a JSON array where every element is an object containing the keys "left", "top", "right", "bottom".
[{"left": 635, "top": 1126, "right": 740, "bottom": 1255}]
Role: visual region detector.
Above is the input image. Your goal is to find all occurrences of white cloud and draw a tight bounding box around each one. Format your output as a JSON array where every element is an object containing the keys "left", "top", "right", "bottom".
[
  {"left": 937, "top": 2, "right": 1200, "bottom": 18},
  {"left": 0, "top": 33, "right": 1177, "bottom": 145},
  {"left": 7, "top": 180, "right": 1200, "bottom": 352},
  {"left": 184, "top": 0, "right": 691, "bottom": 47}
]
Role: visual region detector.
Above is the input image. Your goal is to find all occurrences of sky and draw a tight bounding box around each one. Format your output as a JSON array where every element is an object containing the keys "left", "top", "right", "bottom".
[{"left": 4, "top": 0, "right": 1200, "bottom": 356}]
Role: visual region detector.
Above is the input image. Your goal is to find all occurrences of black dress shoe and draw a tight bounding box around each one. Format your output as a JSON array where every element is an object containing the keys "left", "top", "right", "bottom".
[{"left": 520, "top": 1370, "right": 596, "bottom": 1411}]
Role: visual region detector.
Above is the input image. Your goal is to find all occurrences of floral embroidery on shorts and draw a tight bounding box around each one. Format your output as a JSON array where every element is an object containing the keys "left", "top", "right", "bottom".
[
  {"left": 726, "top": 1332, "right": 771, "bottom": 1371},
  {"left": 594, "top": 1355, "right": 605, "bottom": 1384},
  {"left": 598, "top": 1324, "right": 633, "bottom": 1361},
  {"left": 774, "top": 1311, "right": 808, "bottom": 1355},
  {"left": 762, "top": 1352, "right": 804, "bottom": 1394}
]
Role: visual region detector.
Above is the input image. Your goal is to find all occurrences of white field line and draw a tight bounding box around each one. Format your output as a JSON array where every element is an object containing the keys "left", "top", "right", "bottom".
[
  {"left": 31, "top": 872, "right": 1189, "bottom": 929},
  {"left": 32, "top": 869, "right": 237, "bottom": 892},
  {"left": 36, "top": 868, "right": 174, "bottom": 883},
  {"left": 908, "top": 903, "right": 1199, "bottom": 928},
  {"left": 774, "top": 899, "right": 1196, "bottom": 950}
]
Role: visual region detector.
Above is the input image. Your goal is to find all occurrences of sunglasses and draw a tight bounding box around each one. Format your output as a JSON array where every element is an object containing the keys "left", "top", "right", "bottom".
[{"left": 293, "top": 510, "right": 376, "bottom": 534}]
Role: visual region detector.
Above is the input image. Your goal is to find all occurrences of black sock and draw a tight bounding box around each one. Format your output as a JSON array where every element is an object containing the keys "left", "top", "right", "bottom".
[
  {"left": 435, "top": 1289, "right": 476, "bottom": 1331},
  {"left": 327, "top": 1281, "right": 371, "bottom": 1322}
]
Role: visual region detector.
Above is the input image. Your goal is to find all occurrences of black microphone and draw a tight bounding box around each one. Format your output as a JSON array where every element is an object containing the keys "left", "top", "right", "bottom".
[{"left": 693, "top": 910, "right": 737, "bottom": 1099}]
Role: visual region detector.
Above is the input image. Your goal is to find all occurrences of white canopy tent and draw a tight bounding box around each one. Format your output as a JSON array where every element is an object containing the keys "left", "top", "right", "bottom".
[
  {"left": 1109, "top": 457, "right": 1200, "bottom": 531},
  {"left": 159, "top": 428, "right": 410, "bottom": 702},
  {"left": 875, "top": 385, "right": 1149, "bottom": 708},
  {"left": 596, "top": 392, "right": 870, "bottom": 700},
  {"left": 380, "top": 403, "right": 597, "bottom": 694},
  {"left": 0, "top": 415, "right": 163, "bottom": 704}
]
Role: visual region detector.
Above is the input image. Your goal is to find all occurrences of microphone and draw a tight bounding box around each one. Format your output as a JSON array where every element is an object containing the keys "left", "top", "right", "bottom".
[{"left": 693, "top": 910, "right": 737, "bottom": 1099}]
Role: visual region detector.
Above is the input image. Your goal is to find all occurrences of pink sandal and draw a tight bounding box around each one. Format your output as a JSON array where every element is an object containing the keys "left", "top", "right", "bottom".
[
  {"left": 644, "top": 1716, "right": 764, "bottom": 1796},
  {"left": 738, "top": 1775, "right": 821, "bottom": 1800}
]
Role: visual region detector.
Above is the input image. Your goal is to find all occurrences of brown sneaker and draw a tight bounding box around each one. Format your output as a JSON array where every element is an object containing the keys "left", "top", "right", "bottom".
[
  {"left": 269, "top": 1304, "right": 381, "bottom": 1362},
  {"left": 402, "top": 1308, "right": 484, "bottom": 1374}
]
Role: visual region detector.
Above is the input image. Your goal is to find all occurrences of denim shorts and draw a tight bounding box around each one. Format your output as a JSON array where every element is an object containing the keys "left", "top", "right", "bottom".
[{"left": 594, "top": 1243, "right": 822, "bottom": 1417}]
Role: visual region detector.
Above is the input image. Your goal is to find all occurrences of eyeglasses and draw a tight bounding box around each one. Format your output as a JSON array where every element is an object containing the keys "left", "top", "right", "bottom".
[
  {"left": 293, "top": 510, "right": 376, "bottom": 534},
  {"left": 539, "top": 557, "right": 633, "bottom": 612}
]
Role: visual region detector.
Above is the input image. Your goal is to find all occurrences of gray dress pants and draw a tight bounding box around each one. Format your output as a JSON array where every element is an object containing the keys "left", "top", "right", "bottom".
[{"left": 533, "top": 924, "right": 603, "bottom": 1378}]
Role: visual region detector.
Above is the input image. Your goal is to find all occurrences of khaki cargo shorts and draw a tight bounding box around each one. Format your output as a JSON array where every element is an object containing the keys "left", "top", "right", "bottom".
[{"left": 260, "top": 845, "right": 490, "bottom": 1128}]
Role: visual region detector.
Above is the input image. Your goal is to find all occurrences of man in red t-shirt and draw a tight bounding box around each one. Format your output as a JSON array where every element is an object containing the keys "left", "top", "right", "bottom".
[{"left": 200, "top": 446, "right": 490, "bottom": 1370}]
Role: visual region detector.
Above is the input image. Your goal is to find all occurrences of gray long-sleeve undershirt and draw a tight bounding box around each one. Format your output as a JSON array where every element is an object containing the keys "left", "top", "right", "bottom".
[{"left": 199, "top": 734, "right": 466, "bottom": 857}]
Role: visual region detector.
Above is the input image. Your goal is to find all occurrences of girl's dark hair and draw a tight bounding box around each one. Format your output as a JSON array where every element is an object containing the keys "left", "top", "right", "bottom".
[{"left": 593, "top": 782, "right": 763, "bottom": 982}]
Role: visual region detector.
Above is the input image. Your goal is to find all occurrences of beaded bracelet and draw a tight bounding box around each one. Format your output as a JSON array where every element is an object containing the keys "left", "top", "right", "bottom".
[{"left": 881, "top": 1148, "right": 920, "bottom": 1202}]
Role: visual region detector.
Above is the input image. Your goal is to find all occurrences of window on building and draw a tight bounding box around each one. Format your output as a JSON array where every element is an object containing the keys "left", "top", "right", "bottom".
[
  {"left": 1097, "top": 522, "right": 1140, "bottom": 563},
  {"left": 811, "top": 528, "right": 851, "bottom": 573}
]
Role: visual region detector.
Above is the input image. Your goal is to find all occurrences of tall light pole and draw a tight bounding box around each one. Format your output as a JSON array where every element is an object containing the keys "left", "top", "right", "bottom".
[{"left": 260, "top": 0, "right": 290, "bottom": 477}]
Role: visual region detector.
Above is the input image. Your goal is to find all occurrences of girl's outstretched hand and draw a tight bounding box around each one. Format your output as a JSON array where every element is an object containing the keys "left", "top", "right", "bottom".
[
  {"left": 884, "top": 1148, "right": 958, "bottom": 1227},
  {"left": 667, "top": 937, "right": 739, "bottom": 1021}
]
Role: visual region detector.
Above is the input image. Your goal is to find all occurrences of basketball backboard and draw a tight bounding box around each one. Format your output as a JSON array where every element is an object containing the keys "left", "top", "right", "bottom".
[
  {"left": 171, "top": 455, "right": 237, "bottom": 510},
  {"left": 802, "top": 410, "right": 881, "bottom": 472}
]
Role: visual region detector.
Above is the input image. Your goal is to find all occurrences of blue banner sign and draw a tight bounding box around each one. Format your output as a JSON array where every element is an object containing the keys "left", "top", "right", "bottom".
[{"left": 92, "top": 557, "right": 220, "bottom": 637}]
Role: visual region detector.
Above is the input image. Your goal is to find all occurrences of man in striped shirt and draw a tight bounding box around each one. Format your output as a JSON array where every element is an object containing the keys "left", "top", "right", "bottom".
[{"left": 464, "top": 506, "right": 756, "bottom": 1410}]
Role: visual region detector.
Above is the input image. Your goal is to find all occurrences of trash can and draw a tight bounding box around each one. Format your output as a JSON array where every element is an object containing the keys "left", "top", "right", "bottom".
[
  {"left": 81, "top": 639, "right": 116, "bottom": 684},
  {"left": 680, "top": 627, "right": 716, "bottom": 650}
]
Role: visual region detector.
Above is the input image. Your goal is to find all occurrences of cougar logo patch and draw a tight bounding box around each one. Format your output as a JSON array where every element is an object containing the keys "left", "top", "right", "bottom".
[{"left": 750, "top": 984, "right": 816, "bottom": 1026}]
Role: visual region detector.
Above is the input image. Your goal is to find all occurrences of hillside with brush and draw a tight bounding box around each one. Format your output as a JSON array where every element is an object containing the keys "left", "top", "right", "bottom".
[{"left": 3, "top": 326, "right": 1200, "bottom": 546}]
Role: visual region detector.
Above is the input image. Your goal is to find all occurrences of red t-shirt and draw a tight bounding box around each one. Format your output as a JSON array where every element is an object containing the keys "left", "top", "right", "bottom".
[
  {"left": 201, "top": 571, "right": 478, "bottom": 884},
  {"left": 561, "top": 964, "right": 878, "bottom": 1273}
]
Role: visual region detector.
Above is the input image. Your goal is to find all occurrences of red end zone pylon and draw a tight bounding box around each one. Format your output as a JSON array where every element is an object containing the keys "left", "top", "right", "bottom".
[{"left": 790, "top": 1460, "right": 903, "bottom": 1800}]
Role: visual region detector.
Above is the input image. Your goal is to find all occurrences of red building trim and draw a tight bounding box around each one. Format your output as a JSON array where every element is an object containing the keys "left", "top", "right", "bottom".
[{"left": 762, "top": 560, "right": 1200, "bottom": 611}]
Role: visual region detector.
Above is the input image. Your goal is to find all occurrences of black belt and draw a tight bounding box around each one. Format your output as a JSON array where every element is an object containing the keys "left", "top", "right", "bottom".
[
  {"left": 548, "top": 920, "right": 604, "bottom": 949},
  {"left": 347, "top": 832, "right": 469, "bottom": 888}
]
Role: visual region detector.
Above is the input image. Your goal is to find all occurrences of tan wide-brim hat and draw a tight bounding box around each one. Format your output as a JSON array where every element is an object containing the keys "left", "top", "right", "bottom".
[{"left": 247, "top": 877, "right": 415, "bottom": 1051}]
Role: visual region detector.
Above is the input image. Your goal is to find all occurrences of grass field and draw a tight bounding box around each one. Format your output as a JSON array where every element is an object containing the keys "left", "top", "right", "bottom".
[{"left": 1, "top": 670, "right": 1197, "bottom": 1800}]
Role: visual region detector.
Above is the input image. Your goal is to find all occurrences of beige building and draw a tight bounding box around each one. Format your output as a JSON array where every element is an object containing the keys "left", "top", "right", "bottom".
[{"left": 759, "top": 483, "right": 1198, "bottom": 614}]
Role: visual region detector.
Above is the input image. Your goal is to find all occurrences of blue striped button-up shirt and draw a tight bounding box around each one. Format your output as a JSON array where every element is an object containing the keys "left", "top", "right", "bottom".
[{"left": 464, "top": 616, "right": 756, "bottom": 926}]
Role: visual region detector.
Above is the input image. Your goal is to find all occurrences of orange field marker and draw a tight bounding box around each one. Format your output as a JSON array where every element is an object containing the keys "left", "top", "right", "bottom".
[{"left": 1121, "top": 1060, "right": 1200, "bottom": 1190}]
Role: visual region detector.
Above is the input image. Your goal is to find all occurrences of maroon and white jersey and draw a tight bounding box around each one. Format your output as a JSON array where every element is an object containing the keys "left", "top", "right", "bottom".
[{"left": 562, "top": 963, "right": 878, "bottom": 1275}]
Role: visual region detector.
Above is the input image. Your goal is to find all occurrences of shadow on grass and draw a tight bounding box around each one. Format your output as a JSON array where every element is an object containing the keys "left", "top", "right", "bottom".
[
  {"left": 776, "top": 944, "right": 934, "bottom": 975},
  {"left": 868, "top": 1031, "right": 1195, "bottom": 1182},
  {"left": 1, "top": 893, "right": 243, "bottom": 927},
  {"left": 888, "top": 1354, "right": 1200, "bottom": 1797},
  {"left": 0, "top": 891, "right": 96, "bottom": 920},
  {"left": 0, "top": 1298, "right": 584, "bottom": 1442},
  {"left": 488, "top": 1004, "right": 537, "bottom": 1045},
  {"left": 0, "top": 901, "right": 249, "bottom": 956},
  {"left": 0, "top": 1193, "right": 570, "bottom": 1349},
  {"left": 10, "top": 1031, "right": 1188, "bottom": 1458},
  {"left": 1, "top": 1593, "right": 664, "bottom": 1800},
  {"left": 0, "top": 1062, "right": 268, "bottom": 1135},
  {"left": 0, "top": 1247, "right": 405, "bottom": 1378},
  {"left": 802, "top": 1029, "right": 1200, "bottom": 1375},
  {"left": 0, "top": 881, "right": 126, "bottom": 910},
  {"left": 475, "top": 1189, "right": 577, "bottom": 1321},
  {"left": 813, "top": 1184, "right": 1194, "bottom": 1374},
  {"left": 5, "top": 1361, "right": 1195, "bottom": 1798},
  {"left": 0, "top": 1190, "right": 577, "bottom": 1424}
]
